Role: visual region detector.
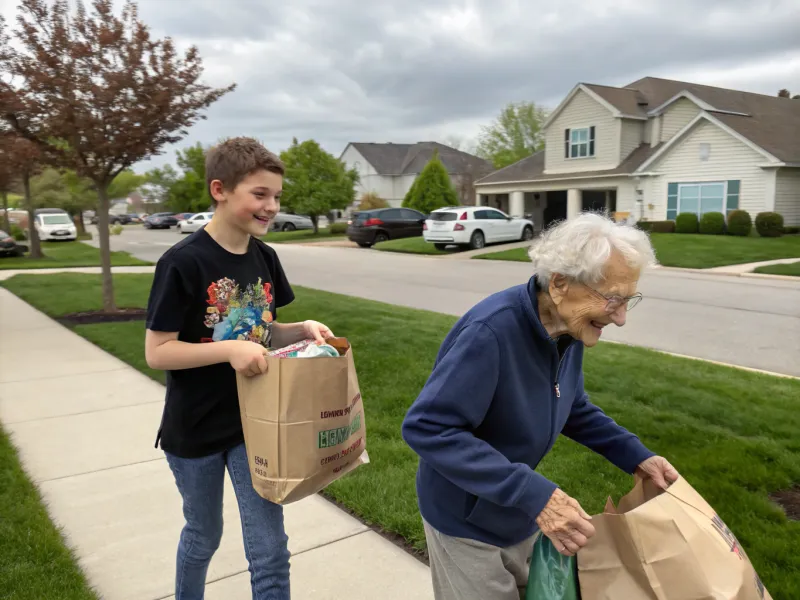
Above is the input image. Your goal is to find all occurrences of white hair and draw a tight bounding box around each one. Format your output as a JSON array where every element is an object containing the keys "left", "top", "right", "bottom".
[{"left": 527, "top": 212, "right": 657, "bottom": 287}]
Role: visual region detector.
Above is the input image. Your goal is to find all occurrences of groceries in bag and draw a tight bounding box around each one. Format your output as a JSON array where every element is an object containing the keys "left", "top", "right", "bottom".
[
  {"left": 526, "top": 534, "right": 580, "bottom": 600},
  {"left": 236, "top": 337, "right": 368, "bottom": 504}
]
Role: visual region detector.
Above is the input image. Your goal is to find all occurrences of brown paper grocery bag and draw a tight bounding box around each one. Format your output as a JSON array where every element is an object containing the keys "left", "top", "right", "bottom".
[
  {"left": 235, "top": 337, "right": 369, "bottom": 504},
  {"left": 578, "top": 477, "right": 771, "bottom": 600}
]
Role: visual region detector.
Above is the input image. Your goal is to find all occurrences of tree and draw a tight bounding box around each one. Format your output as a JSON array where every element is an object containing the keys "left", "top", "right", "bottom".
[
  {"left": 0, "top": 0, "right": 235, "bottom": 311},
  {"left": 142, "top": 164, "right": 178, "bottom": 207},
  {"left": 0, "top": 135, "right": 17, "bottom": 231},
  {"left": 1, "top": 135, "right": 44, "bottom": 257},
  {"left": 279, "top": 138, "right": 358, "bottom": 233},
  {"left": 357, "top": 191, "right": 389, "bottom": 211},
  {"left": 165, "top": 142, "right": 211, "bottom": 212},
  {"left": 777, "top": 88, "right": 800, "bottom": 100},
  {"left": 476, "top": 101, "right": 549, "bottom": 169},
  {"left": 402, "top": 152, "right": 458, "bottom": 214}
]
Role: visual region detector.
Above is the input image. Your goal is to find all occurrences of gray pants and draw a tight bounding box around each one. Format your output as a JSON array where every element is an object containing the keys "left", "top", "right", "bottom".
[{"left": 423, "top": 520, "right": 538, "bottom": 600}]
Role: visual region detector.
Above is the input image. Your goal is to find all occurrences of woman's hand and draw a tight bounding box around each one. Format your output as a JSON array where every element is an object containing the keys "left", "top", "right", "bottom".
[
  {"left": 536, "top": 489, "right": 595, "bottom": 557},
  {"left": 636, "top": 456, "right": 679, "bottom": 490},
  {"left": 303, "top": 320, "right": 334, "bottom": 344}
]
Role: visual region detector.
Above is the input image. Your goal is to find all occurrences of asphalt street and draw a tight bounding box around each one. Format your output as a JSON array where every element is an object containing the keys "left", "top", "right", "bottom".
[{"left": 91, "top": 226, "right": 800, "bottom": 377}]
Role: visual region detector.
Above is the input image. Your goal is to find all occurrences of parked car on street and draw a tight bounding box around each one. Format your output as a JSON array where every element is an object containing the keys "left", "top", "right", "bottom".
[
  {"left": 347, "top": 207, "right": 427, "bottom": 247},
  {"left": 271, "top": 212, "right": 314, "bottom": 232},
  {"left": 0, "top": 229, "right": 25, "bottom": 257},
  {"left": 34, "top": 211, "right": 78, "bottom": 241},
  {"left": 175, "top": 212, "right": 195, "bottom": 223},
  {"left": 143, "top": 212, "right": 179, "bottom": 229},
  {"left": 423, "top": 206, "right": 534, "bottom": 250},
  {"left": 90, "top": 212, "right": 135, "bottom": 225},
  {"left": 179, "top": 212, "right": 214, "bottom": 234}
]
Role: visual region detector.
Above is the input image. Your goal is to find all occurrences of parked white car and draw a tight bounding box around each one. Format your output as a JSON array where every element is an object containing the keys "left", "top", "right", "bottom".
[
  {"left": 423, "top": 206, "right": 534, "bottom": 250},
  {"left": 179, "top": 212, "right": 214, "bottom": 234},
  {"left": 35, "top": 212, "right": 77, "bottom": 241}
]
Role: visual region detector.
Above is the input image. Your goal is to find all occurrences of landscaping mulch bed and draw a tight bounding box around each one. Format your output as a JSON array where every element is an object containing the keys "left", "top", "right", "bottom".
[
  {"left": 771, "top": 486, "right": 800, "bottom": 521},
  {"left": 58, "top": 308, "right": 147, "bottom": 326}
]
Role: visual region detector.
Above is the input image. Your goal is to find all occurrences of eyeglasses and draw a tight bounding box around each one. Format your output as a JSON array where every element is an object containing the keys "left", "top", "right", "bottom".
[{"left": 581, "top": 283, "right": 643, "bottom": 312}]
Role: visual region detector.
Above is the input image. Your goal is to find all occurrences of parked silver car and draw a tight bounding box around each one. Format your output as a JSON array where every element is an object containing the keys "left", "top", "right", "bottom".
[{"left": 271, "top": 212, "right": 314, "bottom": 232}]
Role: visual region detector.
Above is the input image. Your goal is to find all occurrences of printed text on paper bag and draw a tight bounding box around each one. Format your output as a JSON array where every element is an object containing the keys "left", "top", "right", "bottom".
[
  {"left": 318, "top": 413, "right": 362, "bottom": 449},
  {"left": 320, "top": 394, "right": 362, "bottom": 420}
]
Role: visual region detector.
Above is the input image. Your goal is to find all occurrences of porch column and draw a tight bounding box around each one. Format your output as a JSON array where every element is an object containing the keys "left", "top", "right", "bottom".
[
  {"left": 604, "top": 190, "right": 611, "bottom": 213},
  {"left": 509, "top": 190, "right": 524, "bottom": 217},
  {"left": 567, "top": 188, "right": 582, "bottom": 219},
  {"left": 475, "top": 193, "right": 484, "bottom": 206}
]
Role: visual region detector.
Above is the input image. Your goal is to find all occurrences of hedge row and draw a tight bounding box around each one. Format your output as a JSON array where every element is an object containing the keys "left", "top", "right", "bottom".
[{"left": 637, "top": 211, "right": 793, "bottom": 237}]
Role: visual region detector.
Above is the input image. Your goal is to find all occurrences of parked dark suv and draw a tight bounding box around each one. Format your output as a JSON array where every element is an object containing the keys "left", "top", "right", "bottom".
[
  {"left": 346, "top": 208, "right": 427, "bottom": 247},
  {"left": 144, "top": 212, "right": 179, "bottom": 229}
]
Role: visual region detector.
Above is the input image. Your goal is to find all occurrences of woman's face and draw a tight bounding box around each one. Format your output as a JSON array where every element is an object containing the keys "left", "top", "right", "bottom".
[{"left": 549, "top": 251, "right": 641, "bottom": 347}]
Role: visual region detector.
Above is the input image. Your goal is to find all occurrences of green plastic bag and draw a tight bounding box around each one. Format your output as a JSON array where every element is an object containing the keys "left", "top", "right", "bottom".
[{"left": 525, "top": 534, "right": 580, "bottom": 600}]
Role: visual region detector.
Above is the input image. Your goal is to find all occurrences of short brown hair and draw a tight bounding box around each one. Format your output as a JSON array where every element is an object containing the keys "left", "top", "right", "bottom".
[{"left": 205, "top": 137, "right": 284, "bottom": 205}]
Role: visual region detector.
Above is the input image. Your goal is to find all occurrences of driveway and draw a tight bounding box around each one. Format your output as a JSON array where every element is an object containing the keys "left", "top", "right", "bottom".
[{"left": 85, "top": 227, "right": 800, "bottom": 377}]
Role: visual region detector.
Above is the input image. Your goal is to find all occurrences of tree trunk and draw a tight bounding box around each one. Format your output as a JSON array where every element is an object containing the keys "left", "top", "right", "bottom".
[
  {"left": 72, "top": 210, "right": 87, "bottom": 235},
  {"left": 1, "top": 191, "right": 9, "bottom": 232},
  {"left": 95, "top": 185, "right": 116, "bottom": 311},
  {"left": 311, "top": 215, "right": 319, "bottom": 234},
  {"left": 23, "top": 173, "right": 42, "bottom": 259}
]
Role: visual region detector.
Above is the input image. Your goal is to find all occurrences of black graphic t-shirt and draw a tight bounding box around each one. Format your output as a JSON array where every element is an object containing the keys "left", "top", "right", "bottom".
[{"left": 146, "top": 229, "right": 294, "bottom": 458}]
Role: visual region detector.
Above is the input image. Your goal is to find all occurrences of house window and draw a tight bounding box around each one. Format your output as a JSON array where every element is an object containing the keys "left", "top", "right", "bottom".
[
  {"left": 565, "top": 127, "right": 595, "bottom": 159},
  {"left": 678, "top": 182, "right": 726, "bottom": 216}
]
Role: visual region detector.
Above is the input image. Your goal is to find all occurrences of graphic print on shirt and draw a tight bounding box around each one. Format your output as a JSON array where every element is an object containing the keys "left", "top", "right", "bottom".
[{"left": 202, "top": 277, "right": 274, "bottom": 345}]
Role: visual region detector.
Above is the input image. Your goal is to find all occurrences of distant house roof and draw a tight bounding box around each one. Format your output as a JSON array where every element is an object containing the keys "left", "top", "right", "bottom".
[
  {"left": 476, "top": 144, "right": 662, "bottom": 186},
  {"left": 347, "top": 142, "right": 493, "bottom": 177}
]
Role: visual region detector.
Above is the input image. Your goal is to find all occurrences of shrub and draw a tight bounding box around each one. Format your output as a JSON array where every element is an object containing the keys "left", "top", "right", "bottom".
[
  {"left": 675, "top": 213, "right": 699, "bottom": 234},
  {"left": 77, "top": 231, "right": 93, "bottom": 241},
  {"left": 755, "top": 212, "right": 784, "bottom": 237},
  {"left": 726, "top": 210, "right": 752, "bottom": 237},
  {"left": 10, "top": 224, "right": 26, "bottom": 241},
  {"left": 783, "top": 226, "right": 800, "bottom": 235},
  {"left": 699, "top": 212, "right": 725, "bottom": 235},
  {"left": 110, "top": 224, "right": 124, "bottom": 236},
  {"left": 357, "top": 192, "right": 389, "bottom": 211},
  {"left": 637, "top": 220, "right": 675, "bottom": 234},
  {"left": 402, "top": 152, "right": 458, "bottom": 214},
  {"left": 329, "top": 222, "right": 347, "bottom": 235}
]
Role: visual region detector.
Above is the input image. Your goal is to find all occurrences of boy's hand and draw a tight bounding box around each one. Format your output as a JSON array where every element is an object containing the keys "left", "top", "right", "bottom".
[
  {"left": 303, "top": 320, "right": 334, "bottom": 344},
  {"left": 228, "top": 341, "right": 269, "bottom": 377}
]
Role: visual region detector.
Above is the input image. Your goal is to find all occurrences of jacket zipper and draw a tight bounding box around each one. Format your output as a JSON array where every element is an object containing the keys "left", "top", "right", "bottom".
[{"left": 554, "top": 342, "right": 572, "bottom": 399}]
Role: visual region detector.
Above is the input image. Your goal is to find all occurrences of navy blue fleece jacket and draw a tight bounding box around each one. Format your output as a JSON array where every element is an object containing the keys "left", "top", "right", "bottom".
[{"left": 401, "top": 276, "right": 654, "bottom": 547}]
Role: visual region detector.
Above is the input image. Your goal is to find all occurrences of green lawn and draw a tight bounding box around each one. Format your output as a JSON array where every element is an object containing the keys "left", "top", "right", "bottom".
[
  {"left": 373, "top": 236, "right": 453, "bottom": 255},
  {"left": 261, "top": 227, "right": 346, "bottom": 244},
  {"left": 2, "top": 274, "right": 800, "bottom": 597},
  {"left": 0, "top": 426, "right": 99, "bottom": 600},
  {"left": 0, "top": 241, "right": 150, "bottom": 270},
  {"left": 474, "top": 233, "right": 800, "bottom": 269},
  {"left": 753, "top": 261, "right": 800, "bottom": 277}
]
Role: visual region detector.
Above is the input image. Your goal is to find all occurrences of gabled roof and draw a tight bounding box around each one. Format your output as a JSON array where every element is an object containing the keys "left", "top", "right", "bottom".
[
  {"left": 476, "top": 144, "right": 661, "bottom": 186},
  {"left": 345, "top": 142, "right": 493, "bottom": 176}
]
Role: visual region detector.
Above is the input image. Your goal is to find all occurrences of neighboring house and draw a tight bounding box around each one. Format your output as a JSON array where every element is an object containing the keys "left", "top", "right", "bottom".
[
  {"left": 340, "top": 141, "right": 493, "bottom": 210},
  {"left": 475, "top": 77, "right": 800, "bottom": 229}
]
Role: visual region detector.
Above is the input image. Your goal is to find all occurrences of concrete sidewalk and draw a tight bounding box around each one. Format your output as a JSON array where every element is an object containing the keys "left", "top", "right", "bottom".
[{"left": 0, "top": 288, "right": 433, "bottom": 600}]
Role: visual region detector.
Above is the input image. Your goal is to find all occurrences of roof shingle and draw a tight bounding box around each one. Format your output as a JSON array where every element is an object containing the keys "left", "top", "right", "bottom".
[{"left": 348, "top": 142, "right": 493, "bottom": 176}]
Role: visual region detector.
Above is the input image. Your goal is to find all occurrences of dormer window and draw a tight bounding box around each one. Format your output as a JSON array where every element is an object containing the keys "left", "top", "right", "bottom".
[{"left": 565, "top": 127, "right": 596, "bottom": 159}]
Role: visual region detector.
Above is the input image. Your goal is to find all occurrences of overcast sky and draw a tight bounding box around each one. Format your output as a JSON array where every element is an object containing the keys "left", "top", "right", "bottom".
[{"left": 2, "top": 0, "right": 799, "bottom": 172}]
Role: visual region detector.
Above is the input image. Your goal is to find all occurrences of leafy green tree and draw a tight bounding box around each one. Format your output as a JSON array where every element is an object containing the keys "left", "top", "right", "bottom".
[
  {"left": 159, "top": 142, "right": 211, "bottom": 212},
  {"left": 143, "top": 164, "right": 179, "bottom": 207},
  {"left": 402, "top": 152, "right": 458, "bottom": 214},
  {"left": 279, "top": 138, "right": 358, "bottom": 233},
  {"left": 476, "top": 101, "right": 549, "bottom": 168},
  {"left": 106, "top": 170, "right": 145, "bottom": 202}
]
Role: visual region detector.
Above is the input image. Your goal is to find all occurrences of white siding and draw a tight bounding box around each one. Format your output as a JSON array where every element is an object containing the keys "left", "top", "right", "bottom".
[
  {"left": 775, "top": 168, "right": 800, "bottom": 226},
  {"left": 340, "top": 145, "right": 407, "bottom": 205},
  {"left": 620, "top": 119, "right": 643, "bottom": 161},
  {"left": 615, "top": 180, "right": 639, "bottom": 216},
  {"left": 544, "top": 90, "right": 620, "bottom": 173},
  {"left": 660, "top": 98, "right": 701, "bottom": 143},
  {"left": 645, "top": 120, "right": 769, "bottom": 219}
]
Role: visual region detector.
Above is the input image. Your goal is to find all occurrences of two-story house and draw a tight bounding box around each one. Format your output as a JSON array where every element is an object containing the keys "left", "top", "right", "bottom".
[
  {"left": 340, "top": 141, "right": 493, "bottom": 209},
  {"left": 474, "top": 77, "right": 800, "bottom": 230}
]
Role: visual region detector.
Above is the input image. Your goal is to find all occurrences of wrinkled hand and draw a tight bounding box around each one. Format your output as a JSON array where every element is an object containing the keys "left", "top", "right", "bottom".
[
  {"left": 536, "top": 489, "right": 595, "bottom": 557},
  {"left": 304, "top": 320, "right": 334, "bottom": 344},
  {"left": 228, "top": 341, "right": 269, "bottom": 377},
  {"left": 636, "top": 456, "right": 679, "bottom": 490}
]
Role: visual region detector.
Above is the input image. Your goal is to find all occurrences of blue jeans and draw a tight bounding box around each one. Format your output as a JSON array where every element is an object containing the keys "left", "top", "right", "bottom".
[{"left": 165, "top": 442, "right": 290, "bottom": 600}]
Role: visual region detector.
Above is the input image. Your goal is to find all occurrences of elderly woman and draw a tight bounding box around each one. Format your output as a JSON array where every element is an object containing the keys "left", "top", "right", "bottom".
[{"left": 402, "top": 213, "right": 679, "bottom": 600}]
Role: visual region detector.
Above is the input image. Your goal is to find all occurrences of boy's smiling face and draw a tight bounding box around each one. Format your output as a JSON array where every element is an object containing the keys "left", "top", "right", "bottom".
[{"left": 211, "top": 169, "right": 282, "bottom": 237}]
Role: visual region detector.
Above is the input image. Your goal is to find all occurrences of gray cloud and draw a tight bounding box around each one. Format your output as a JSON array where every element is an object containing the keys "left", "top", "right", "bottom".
[{"left": 1, "top": 0, "right": 798, "bottom": 169}]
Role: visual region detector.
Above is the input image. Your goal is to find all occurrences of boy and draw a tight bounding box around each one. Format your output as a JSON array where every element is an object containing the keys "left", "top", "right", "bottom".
[{"left": 145, "top": 137, "right": 333, "bottom": 600}]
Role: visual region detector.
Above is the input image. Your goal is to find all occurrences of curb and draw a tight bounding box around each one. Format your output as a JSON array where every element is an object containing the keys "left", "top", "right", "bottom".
[
  {"left": 653, "top": 265, "right": 799, "bottom": 282},
  {"left": 600, "top": 340, "right": 800, "bottom": 380}
]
